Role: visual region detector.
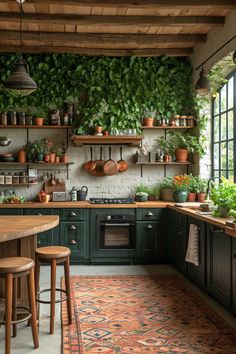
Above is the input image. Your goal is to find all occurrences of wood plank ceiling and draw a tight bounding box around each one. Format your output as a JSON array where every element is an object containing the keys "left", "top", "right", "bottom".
[{"left": 0, "top": 0, "right": 235, "bottom": 57}]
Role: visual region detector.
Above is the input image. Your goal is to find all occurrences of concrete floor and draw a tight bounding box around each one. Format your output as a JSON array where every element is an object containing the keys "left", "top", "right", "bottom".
[{"left": 0, "top": 264, "right": 235, "bottom": 354}]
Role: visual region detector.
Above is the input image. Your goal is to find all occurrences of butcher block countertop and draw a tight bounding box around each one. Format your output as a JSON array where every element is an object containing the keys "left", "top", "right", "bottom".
[
  {"left": 0, "top": 201, "right": 235, "bottom": 237},
  {"left": 0, "top": 215, "right": 59, "bottom": 242}
]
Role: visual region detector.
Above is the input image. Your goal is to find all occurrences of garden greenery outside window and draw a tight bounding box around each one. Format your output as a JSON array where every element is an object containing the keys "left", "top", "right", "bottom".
[{"left": 212, "top": 71, "right": 235, "bottom": 181}]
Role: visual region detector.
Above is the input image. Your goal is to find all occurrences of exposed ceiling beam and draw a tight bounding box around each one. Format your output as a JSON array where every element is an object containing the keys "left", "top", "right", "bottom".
[
  {"left": 0, "top": 0, "right": 235, "bottom": 8},
  {"left": 0, "top": 12, "right": 225, "bottom": 27},
  {"left": 0, "top": 45, "right": 193, "bottom": 56},
  {"left": 0, "top": 31, "right": 206, "bottom": 45}
]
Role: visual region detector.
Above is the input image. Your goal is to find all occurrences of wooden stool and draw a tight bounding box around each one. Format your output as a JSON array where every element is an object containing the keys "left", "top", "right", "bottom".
[
  {"left": 0, "top": 257, "right": 39, "bottom": 354},
  {"left": 35, "top": 246, "right": 72, "bottom": 334}
]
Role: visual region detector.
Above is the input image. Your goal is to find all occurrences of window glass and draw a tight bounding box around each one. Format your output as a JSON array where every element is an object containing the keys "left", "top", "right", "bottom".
[
  {"left": 228, "top": 77, "right": 234, "bottom": 109},
  {"left": 221, "top": 84, "right": 227, "bottom": 112}
]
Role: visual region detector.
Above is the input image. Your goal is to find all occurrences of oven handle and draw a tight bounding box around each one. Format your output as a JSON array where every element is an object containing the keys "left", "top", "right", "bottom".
[{"left": 104, "top": 223, "right": 132, "bottom": 226}]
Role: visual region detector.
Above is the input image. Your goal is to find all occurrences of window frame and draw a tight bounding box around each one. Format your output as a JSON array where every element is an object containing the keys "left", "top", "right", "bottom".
[{"left": 211, "top": 70, "right": 236, "bottom": 182}]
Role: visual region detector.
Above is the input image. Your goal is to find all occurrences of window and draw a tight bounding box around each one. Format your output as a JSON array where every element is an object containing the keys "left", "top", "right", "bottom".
[{"left": 212, "top": 72, "right": 236, "bottom": 181}]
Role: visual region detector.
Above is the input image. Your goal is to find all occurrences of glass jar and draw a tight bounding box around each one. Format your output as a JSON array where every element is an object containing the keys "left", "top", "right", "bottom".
[
  {"left": 26, "top": 115, "right": 33, "bottom": 125},
  {"left": 0, "top": 112, "right": 8, "bottom": 125},
  {"left": 18, "top": 112, "right": 26, "bottom": 125},
  {"left": 9, "top": 111, "right": 17, "bottom": 125},
  {"left": 12, "top": 173, "right": 19, "bottom": 184},
  {"left": 63, "top": 113, "right": 69, "bottom": 126},
  {"left": 5, "top": 173, "right": 12, "bottom": 184},
  {"left": 0, "top": 173, "right": 5, "bottom": 184},
  {"left": 19, "top": 172, "right": 27, "bottom": 184}
]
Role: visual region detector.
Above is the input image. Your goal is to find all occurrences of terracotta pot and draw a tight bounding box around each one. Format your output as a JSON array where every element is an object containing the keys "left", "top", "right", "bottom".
[
  {"left": 197, "top": 192, "right": 206, "bottom": 203},
  {"left": 18, "top": 149, "right": 26, "bottom": 163},
  {"left": 34, "top": 117, "right": 44, "bottom": 126},
  {"left": 55, "top": 156, "right": 60, "bottom": 163},
  {"left": 187, "top": 192, "right": 196, "bottom": 202},
  {"left": 49, "top": 153, "right": 56, "bottom": 163},
  {"left": 163, "top": 154, "right": 172, "bottom": 162},
  {"left": 94, "top": 126, "right": 103, "bottom": 134},
  {"left": 60, "top": 154, "right": 68, "bottom": 163},
  {"left": 175, "top": 148, "right": 188, "bottom": 162},
  {"left": 143, "top": 117, "right": 154, "bottom": 127},
  {"left": 44, "top": 154, "right": 50, "bottom": 163}
]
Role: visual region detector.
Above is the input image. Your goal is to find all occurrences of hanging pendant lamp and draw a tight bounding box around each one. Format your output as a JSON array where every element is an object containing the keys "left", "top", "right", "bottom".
[
  {"left": 4, "top": 0, "right": 37, "bottom": 96},
  {"left": 195, "top": 67, "right": 210, "bottom": 96}
]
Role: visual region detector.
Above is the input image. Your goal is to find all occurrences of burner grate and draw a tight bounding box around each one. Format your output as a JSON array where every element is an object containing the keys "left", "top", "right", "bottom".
[{"left": 89, "top": 198, "right": 134, "bottom": 204}]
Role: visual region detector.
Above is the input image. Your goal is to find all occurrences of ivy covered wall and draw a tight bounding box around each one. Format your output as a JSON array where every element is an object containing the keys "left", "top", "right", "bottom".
[{"left": 0, "top": 54, "right": 195, "bottom": 131}]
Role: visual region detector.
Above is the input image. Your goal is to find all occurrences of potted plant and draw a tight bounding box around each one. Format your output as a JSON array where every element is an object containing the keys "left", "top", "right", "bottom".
[
  {"left": 158, "top": 177, "right": 174, "bottom": 201},
  {"left": 211, "top": 178, "right": 236, "bottom": 217},
  {"left": 156, "top": 136, "right": 174, "bottom": 162},
  {"left": 90, "top": 99, "right": 109, "bottom": 134},
  {"left": 32, "top": 139, "right": 49, "bottom": 161},
  {"left": 135, "top": 192, "right": 149, "bottom": 202},
  {"left": 195, "top": 176, "right": 207, "bottom": 202},
  {"left": 56, "top": 143, "right": 68, "bottom": 163},
  {"left": 34, "top": 109, "right": 46, "bottom": 126},
  {"left": 143, "top": 109, "right": 156, "bottom": 127},
  {"left": 187, "top": 174, "right": 198, "bottom": 202},
  {"left": 170, "top": 132, "right": 201, "bottom": 162},
  {"left": 172, "top": 174, "right": 190, "bottom": 203}
]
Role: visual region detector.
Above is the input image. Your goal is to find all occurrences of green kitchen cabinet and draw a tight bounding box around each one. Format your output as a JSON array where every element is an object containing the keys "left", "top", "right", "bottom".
[
  {"left": 135, "top": 221, "right": 164, "bottom": 263},
  {"left": 232, "top": 238, "right": 236, "bottom": 315},
  {"left": 207, "top": 225, "right": 231, "bottom": 309},
  {"left": 187, "top": 217, "right": 206, "bottom": 289},
  {"left": 24, "top": 208, "right": 60, "bottom": 247},
  {"left": 169, "top": 210, "right": 188, "bottom": 275},
  {"left": 0, "top": 209, "right": 23, "bottom": 215},
  {"left": 60, "top": 208, "right": 90, "bottom": 264}
]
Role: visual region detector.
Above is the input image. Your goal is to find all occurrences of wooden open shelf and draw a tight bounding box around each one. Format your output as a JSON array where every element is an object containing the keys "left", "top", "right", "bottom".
[
  {"left": 71, "top": 135, "right": 143, "bottom": 147},
  {"left": 0, "top": 183, "right": 38, "bottom": 186},
  {"left": 142, "top": 126, "right": 194, "bottom": 130},
  {"left": 135, "top": 162, "right": 192, "bottom": 165},
  {"left": 0, "top": 162, "right": 74, "bottom": 166},
  {"left": 0, "top": 125, "right": 73, "bottom": 129}
]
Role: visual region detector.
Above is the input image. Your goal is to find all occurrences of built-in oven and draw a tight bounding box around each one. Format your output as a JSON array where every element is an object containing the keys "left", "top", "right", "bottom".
[
  {"left": 90, "top": 210, "right": 136, "bottom": 263},
  {"left": 98, "top": 214, "right": 135, "bottom": 249}
]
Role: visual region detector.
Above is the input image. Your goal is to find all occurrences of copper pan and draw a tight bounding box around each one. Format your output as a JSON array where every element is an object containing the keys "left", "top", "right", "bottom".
[
  {"left": 117, "top": 147, "right": 128, "bottom": 173},
  {"left": 89, "top": 146, "right": 106, "bottom": 177},
  {"left": 83, "top": 147, "right": 96, "bottom": 172}
]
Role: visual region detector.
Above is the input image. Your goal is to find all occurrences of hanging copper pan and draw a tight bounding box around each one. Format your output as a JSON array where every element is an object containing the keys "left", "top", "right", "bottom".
[
  {"left": 117, "top": 147, "right": 129, "bottom": 173},
  {"left": 89, "top": 146, "right": 106, "bottom": 177},
  {"left": 83, "top": 146, "right": 96, "bottom": 172},
  {"left": 103, "top": 146, "right": 118, "bottom": 176}
]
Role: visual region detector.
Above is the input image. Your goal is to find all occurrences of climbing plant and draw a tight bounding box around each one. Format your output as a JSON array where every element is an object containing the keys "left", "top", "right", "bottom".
[{"left": 0, "top": 54, "right": 195, "bottom": 133}]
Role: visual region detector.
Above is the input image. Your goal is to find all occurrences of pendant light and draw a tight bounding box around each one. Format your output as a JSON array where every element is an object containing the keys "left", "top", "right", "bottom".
[
  {"left": 4, "top": 0, "right": 37, "bottom": 96},
  {"left": 195, "top": 67, "right": 210, "bottom": 96}
]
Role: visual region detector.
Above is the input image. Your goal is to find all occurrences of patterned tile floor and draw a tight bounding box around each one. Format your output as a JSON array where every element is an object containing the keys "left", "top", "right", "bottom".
[{"left": 0, "top": 265, "right": 235, "bottom": 354}]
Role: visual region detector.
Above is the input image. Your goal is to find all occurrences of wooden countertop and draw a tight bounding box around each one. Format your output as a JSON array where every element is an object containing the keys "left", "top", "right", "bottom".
[
  {"left": 0, "top": 215, "right": 59, "bottom": 242},
  {"left": 0, "top": 201, "right": 235, "bottom": 237}
]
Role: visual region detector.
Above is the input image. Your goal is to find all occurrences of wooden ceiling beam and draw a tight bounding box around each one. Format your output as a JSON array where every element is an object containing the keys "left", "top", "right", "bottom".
[
  {"left": 0, "top": 31, "right": 206, "bottom": 44},
  {"left": 0, "top": 0, "right": 235, "bottom": 8},
  {"left": 0, "top": 12, "right": 225, "bottom": 27},
  {"left": 0, "top": 45, "right": 193, "bottom": 56}
]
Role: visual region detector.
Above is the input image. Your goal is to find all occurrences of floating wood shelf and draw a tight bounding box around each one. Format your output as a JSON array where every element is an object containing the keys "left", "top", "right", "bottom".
[
  {"left": 0, "top": 162, "right": 74, "bottom": 166},
  {"left": 135, "top": 162, "right": 192, "bottom": 165},
  {"left": 142, "top": 126, "right": 194, "bottom": 129},
  {"left": 0, "top": 183, "right": 38, "bottom": 186},
  {"left": 0, "top": 125, "right": 73, "bottom": 129},
  {"left": 71, "top": 135, "right": 143, "bottom": 147}
]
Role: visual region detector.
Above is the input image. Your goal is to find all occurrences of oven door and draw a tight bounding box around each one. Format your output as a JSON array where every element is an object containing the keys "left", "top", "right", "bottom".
[{"left": 99, "top": 222, "right": 135, "bottom": 249}]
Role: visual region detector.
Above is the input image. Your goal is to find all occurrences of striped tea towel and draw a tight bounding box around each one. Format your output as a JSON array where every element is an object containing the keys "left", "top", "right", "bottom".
[{"left": 185, "top": 224, "right": 199, "bottom": 266}]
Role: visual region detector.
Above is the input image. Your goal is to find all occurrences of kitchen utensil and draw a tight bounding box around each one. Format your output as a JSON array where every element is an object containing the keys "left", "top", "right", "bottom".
[
  {"left": 49, "top": 174, "right": 57, "bottom": 186},
  {"left": 83, "top": 147, "right": 96, "bottom": 172},
  {"left": 89, "top": 146, "right": 105, "bottom": 177},
  {"left": 103, "top": 146, "right": 118, "bottom": 176},
  {"left": 77, "top": 186, "right": 88, "bottom": 201},
  {"left": 52, "top": 191, "right": 66, "bottom": 202},
  {"left": 117, "top": 147, "right": 128, "bottom": 173}
]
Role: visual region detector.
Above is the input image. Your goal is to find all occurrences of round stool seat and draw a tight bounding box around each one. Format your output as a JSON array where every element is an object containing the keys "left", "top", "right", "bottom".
[
  {"left": 36, "top": 246, "right": 71, "bottom": 260},
  {"left": 0, "top": 257, "right": 34, "bottom": 275}
]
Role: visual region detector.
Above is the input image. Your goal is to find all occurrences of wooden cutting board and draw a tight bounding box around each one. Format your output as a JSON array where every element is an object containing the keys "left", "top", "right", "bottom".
[{"left": 44, "top": 180, "right": 66, "bottom": 194}]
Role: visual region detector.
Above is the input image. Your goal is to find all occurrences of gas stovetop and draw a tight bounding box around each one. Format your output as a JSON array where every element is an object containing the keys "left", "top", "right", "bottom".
[{"left": 89, "top": 198, "right": 134, "bottom": 204}]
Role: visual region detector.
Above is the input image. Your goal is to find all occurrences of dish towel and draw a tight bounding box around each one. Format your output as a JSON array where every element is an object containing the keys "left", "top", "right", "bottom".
[{"left": 185, "top": 224, "right": 199, "bottom": 266}]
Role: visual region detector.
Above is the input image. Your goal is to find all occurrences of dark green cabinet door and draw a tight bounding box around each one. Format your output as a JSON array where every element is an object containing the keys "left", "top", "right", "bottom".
[
  {"left": 60, "top": 222, "right": 89, "bottom": 264},
  {"left": 0, "top": 209, "right": 23, "bottom": 215},
  {"left": 187, "top": 217, "right": 206, "bottom": 289},
  {"left": 207, "top": 225, "right": 231, "bottom": 309},
  {"left": 232, "top": 238, "right": 236, "bottom": 315},
  {"left": 24, "top": 208, "right": 60, "bottom": 247},
  {"left": 135, "top": 221, "right": 164, "bottom": 263}
]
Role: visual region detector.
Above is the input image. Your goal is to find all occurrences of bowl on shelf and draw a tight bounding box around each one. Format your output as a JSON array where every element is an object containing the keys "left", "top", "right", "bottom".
[
  {"left": 0, "top": 138, "right": 11, "bottom": 146},
  {"left": 0, "top": 154, "right": 16, "bottom": 162}
]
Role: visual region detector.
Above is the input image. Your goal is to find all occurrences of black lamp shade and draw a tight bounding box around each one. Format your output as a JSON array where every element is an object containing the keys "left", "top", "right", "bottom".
[
  {"left": 195, "top": 67, "right": 210, "bottom": 96},
  {"left": 233, "top": 50, "right": 236, "bottom": 64},
  {"left": 4, "top": 58, "right": 37, "bottom": 96}
]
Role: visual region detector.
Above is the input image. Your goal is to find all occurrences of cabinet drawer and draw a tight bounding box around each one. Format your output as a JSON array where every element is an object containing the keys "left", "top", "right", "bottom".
[
  {"left": 136, "top": 208, "right": 162, "bottom": 221},
  {"left": 0, "top": 209, "right": 23, "bottom": 215},
  {"left": 60, "top": 208, "right": 85, "bottom": 221},
  {"left": 24, "top": 208, "right": 54, "bottom": 216}
]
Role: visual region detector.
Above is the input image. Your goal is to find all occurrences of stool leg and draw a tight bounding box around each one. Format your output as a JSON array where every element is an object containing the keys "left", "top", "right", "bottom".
[
  {"left": 12, "top": 278, "right": 17, "bottom": 337},
  {"left": 34, "top": 254, "right": 40, "bottom": 300},
  {"left": 64, "top": 256, "right": 72, "bottom": 325},
  {"left": 5, "top": 273, "right": 13, "bottom": 354},
  {"left": 27, "top": 268, "right": 39, "bottom": 349},
  {"left": 50, "top": 259, "right": 56, "bottom": 334}
]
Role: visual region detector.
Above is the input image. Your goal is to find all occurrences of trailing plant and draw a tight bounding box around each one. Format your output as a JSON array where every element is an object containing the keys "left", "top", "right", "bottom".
[{"left": 0, "top": 54, "right": 195, "bottom": 134}]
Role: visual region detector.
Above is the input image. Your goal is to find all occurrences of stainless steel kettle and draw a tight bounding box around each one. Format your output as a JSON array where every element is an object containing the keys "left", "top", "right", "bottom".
[{"left": 77, "top": 186, "right": 88, "bottom": 201}]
